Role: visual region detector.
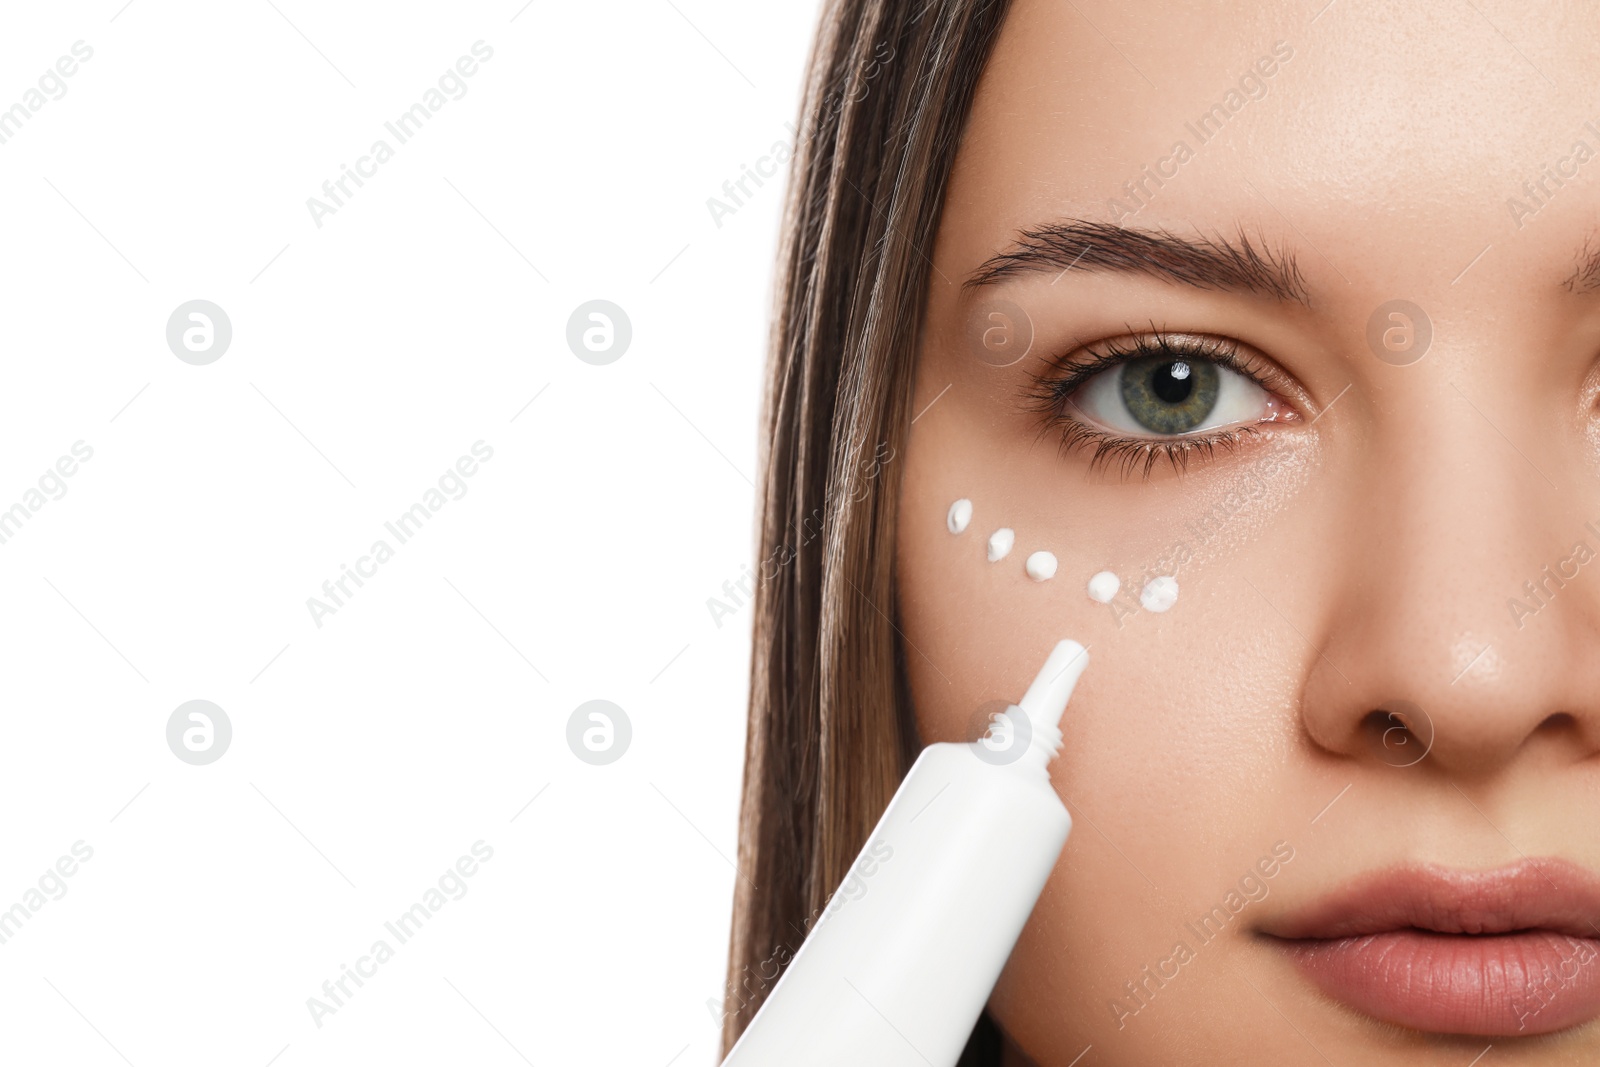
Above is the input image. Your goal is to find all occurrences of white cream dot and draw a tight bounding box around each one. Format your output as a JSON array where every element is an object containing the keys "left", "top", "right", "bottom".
[
  {"left": 1087, "top": 571, "right": 1120, "bottom": 603},
  {"left": 1141, "top": 575, "right": 1180, "bottom": 612},
  {"left": 987, "top": 528, "right": 1014, "bottom": 562},
  {"left": 947, "top": 498, "right": 973, "bottom": 535},
  {"left": 1025, "top": 551, "right": 1058, "bottom": 582}
]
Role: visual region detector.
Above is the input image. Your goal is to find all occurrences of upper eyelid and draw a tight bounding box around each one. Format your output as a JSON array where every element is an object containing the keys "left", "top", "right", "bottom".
[{"left": 1030, "top": 330, "right": 1308, "bottom": 408}]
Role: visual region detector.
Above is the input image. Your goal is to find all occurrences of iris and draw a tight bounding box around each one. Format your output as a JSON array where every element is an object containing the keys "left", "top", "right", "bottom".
[{"left": 1119, "top": 356, "right": 1220, "bottom": 434}]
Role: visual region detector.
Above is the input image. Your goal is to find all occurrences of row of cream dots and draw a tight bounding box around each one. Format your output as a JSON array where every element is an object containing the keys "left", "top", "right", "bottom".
[{"left": 947, "top": 498, "right": 1180, "bottom": 612}]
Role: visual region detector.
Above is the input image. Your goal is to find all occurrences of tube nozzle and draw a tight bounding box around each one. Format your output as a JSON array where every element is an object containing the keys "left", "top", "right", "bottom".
[{"left": 1017, "top": 640, "right": 1089, "bottom": 733}]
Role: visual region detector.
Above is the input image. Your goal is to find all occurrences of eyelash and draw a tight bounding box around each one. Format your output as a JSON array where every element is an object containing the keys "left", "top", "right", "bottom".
[{"left": 1025, "top": 328, "right": 1296, "bottom": 481}]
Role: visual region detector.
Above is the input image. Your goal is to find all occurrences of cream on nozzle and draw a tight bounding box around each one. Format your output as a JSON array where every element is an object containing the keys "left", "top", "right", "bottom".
[{"left": 1017, "top": 638, "right": 1089, "bottom": 733}]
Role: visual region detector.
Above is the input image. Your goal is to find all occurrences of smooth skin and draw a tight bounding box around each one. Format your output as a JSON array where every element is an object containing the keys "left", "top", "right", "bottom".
[{"left": 897, "top": 1, "right": 1600, "bottom": 1063}]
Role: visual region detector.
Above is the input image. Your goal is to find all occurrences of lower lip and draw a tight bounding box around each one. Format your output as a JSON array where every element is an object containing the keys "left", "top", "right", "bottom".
[{"left": 1280, "top": 930, "right": 1600, "bottom": 1036}]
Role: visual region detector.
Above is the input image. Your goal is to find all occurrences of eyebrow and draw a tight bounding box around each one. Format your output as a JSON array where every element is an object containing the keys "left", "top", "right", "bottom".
[{"left": 964, "top": 220, "right": 1311, "bottom": 307}]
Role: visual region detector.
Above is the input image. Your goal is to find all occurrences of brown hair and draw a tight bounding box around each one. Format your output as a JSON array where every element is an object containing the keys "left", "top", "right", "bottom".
[{"left": 721, "top": 1, "right": 1013, "bottom": 1062}]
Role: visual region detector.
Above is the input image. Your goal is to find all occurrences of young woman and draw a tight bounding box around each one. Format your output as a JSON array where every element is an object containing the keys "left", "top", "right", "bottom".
[{"left": 724, "top": 0, "right": 1600, "bottom": 1062}]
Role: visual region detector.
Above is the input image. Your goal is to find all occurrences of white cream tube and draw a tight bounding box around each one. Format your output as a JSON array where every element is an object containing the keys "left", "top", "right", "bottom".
[{"left": 721, "top": 639, "right": 1089, "bottom": 1067}]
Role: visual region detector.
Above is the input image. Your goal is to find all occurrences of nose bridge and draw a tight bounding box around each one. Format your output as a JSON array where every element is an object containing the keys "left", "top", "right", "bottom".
[
  {"left": 1363, "top": 385, "right": 1538, "bottom": 664},
  {"left": 1301, "top": 371, "right": 1600, "bottom": 774}
]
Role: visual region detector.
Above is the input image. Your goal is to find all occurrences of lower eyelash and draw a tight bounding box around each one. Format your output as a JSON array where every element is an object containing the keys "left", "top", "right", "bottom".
[{"left": 1039, "top": 413, "right": 1265, "bottom": 481}]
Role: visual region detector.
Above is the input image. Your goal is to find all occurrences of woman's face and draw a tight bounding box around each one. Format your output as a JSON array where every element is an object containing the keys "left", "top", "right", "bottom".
[{"left": 897, "top": 0, "right": 1600, "bottom": 1061}]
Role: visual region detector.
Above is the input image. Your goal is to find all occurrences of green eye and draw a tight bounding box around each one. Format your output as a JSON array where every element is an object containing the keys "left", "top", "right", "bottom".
[
  {"left": 1031, "top": 334, "right": 1302, "bottom": 479},
  {"left": 1118, "top": 355, "right": 1220, "bottom": 434}
]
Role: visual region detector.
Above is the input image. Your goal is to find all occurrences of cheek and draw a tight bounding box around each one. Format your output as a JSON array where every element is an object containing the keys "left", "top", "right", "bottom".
[
  {"left": 897, "top": 403, "right": 1317, "bottom": 745},
  {"left": 899, "top": 447, "right": 1323, "bottom": 876},
  {"left": 897, "top": 407, "right": 1342, "bottom": 1056}
]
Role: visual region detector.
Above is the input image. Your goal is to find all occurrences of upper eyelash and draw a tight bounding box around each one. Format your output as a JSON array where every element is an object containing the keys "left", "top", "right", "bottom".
[{"left": 1023, "top": 327, "right": 1293, "bottom": 482}]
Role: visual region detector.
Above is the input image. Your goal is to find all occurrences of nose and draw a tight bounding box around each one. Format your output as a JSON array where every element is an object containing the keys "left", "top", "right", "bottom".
[{"left": 1300, "top": 377, "right": 1600, "bottom": 778}]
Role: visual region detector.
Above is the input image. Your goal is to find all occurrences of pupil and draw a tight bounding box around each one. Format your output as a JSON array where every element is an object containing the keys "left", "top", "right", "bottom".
[{"left": 1152, "top": 361, "right": 1193, "bottom": 404}]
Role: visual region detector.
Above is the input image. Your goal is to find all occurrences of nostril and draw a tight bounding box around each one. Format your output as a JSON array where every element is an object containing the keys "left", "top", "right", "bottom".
[
  {"left": 1538, "top": 711, "right": 1578, "bottom": 735},
  {"left": 1361, "top": 702, "right": 1434, "bottom": 767}
]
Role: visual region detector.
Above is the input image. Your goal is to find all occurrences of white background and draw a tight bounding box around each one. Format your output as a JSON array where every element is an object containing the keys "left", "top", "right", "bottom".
[{"left": 0, "top": 1, "right": 819, "bottom": 1063}]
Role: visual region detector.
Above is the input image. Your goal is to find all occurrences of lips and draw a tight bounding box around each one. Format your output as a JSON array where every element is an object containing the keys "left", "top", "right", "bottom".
[{"left": 1264, "top": 858, "right": 1600, "bottom": 1036}]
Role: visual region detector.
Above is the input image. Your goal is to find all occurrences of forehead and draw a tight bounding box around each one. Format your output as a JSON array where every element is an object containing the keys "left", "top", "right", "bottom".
[{"left": 944, "top": 0, "right": 1600, "bottom": 300}]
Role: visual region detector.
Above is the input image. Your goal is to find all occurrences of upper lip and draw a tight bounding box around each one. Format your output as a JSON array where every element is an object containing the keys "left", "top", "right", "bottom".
[{"left": 1262, "top": 857, "right": 1600, "bottom": 941}]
